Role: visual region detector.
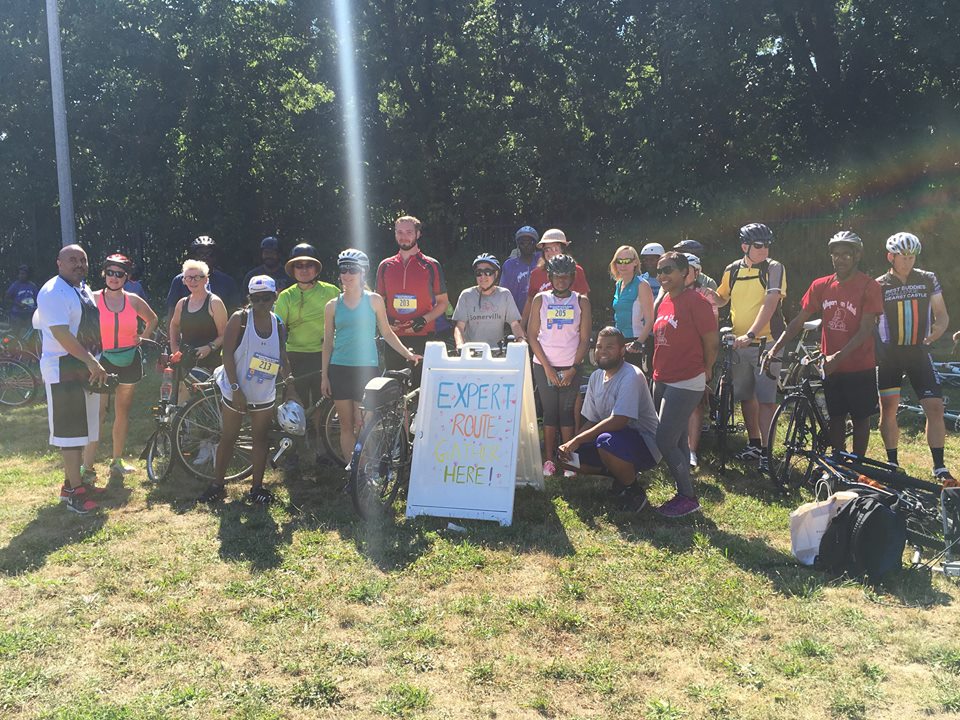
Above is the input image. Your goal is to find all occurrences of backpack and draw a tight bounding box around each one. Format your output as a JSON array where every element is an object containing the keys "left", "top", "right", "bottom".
[
  {"left": 725, "top": 259, "right": 787, "bottom": 337},
  {"left": 816, "top": 490, "right": 906, "bottom": 581}
]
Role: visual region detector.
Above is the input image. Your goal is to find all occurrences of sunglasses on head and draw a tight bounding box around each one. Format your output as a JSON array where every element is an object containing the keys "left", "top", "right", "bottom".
[
  {"left": 614, "top": 258, "right": 635, "bottom": 265},
  {"left": 655, "top": 266, "right": 678, "bottom": 275},
  {"left": 184, "top": 274, "right": 207, "bottom": 281},
  {"left": 104, "top": 268, "right": 127, "bottom": 279},
  {"left": 339, "top": 264, "right": 362, "bottom": 275},
  {"left": 250, "top": 293, "right": 276, "bottom": 304},
  {"left": 475, "top": 268, "right": 497, "bottom": 277}
]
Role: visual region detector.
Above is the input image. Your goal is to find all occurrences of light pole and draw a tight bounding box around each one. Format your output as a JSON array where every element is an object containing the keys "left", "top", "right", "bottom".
[{"left": 45, "top": 0, "right": 76, "bottom": 247}]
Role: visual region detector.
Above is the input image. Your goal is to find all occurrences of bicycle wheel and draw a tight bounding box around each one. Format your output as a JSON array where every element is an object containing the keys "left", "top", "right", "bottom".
[
  {"left": 173, "top": 390, "right": 254, "bottom": 482},
  {"left": 767, "top": 396, "right": 819, "bottom": 490},
  {"left": 0, "top": 358, "right": 38, "bottom": 407},
  {"left": 319, "top": 398, "right": 344, "bottom": 465},
  {"left": 146, "top": 427, "right": 174, "bottom": 482},
  {"left": 349, "top": 412, "right": 408, "bottom": 520},
  {"left": 715, "top": 374, "right": 735, "bottom": 470}
]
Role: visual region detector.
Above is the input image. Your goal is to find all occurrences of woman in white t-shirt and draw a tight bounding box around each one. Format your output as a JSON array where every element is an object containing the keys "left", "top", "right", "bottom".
[{"left": 452, "top": 254, "right": 525, "bottom": 351}]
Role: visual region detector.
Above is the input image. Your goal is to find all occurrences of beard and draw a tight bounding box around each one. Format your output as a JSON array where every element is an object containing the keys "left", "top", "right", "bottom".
[{"left": 596, "top": 355, "right": 622, "bottom": 370}]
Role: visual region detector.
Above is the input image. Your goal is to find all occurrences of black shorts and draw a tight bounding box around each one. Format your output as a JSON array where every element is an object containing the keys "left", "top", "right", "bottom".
[
  {"left": 288, "top": 351, "right": 323, "bottom": 407},
  {"left": 877, "top": 345, "right": 942, "bottom": 400},
  {"left": 100, "top": 347, "right": 144, "bottom": 385},
  {"left": 328, "top": 364, "right": 380, "bottom": 402},
  {"left": 823, "top": 369, "right": 878, "bottom": 421}
]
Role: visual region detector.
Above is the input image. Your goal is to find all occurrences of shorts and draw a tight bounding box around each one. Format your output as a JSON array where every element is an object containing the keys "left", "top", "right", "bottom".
[
  {"left": 46, "top": 381, "right": 101, "bottom": 448},
  {"left": 731, "top": 345, "right": 779, "bottom": 404},
  {"left": 222, "top": 396, "right": 275, "bottom": 414},
  {"left": 577, "top": 428, "right": 657, "bottom": 473},
  {"left": 100, "top": 347, "right": 144, "bottom": 385},
  {"left": 328, "top": 364, "right": 380, "bottom": 402},
  {"left": 823, "top": 369, "right": 878, "bottom": 421},
  {"left": 288, "top": 351, "right": 323, "bottom": 407},
  {"left": 877, "top": 345, "right": 942, "bottom": 400},
  {"left": 533, "top": 363, "right": 578, "bottom": 428}
]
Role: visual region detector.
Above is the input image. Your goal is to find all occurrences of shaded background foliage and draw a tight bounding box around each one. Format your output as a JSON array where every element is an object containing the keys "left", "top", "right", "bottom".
[{"left": 1, "top": 0, "right": 958, "bottom": 315}]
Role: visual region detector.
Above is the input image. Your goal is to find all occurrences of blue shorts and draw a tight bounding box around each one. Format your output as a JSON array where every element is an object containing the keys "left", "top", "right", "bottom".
[{"left": 577, "top": 428, "right": 657, "bottom": 473}]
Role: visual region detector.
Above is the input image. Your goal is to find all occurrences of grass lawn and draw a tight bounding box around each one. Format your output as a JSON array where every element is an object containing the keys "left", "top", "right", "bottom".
[{"left": 2, "top": 375, "right": 960, "bottom": 719}]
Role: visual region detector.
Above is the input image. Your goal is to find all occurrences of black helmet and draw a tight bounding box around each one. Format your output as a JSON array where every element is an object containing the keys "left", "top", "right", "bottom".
[
  {"left": 285, "top": 243, "right": 322, "bottom": 277},
  {"left": 190, "top": 235, "right": 216, "bottom": 250},
  {"left": 546, "top": 254, "right": 577, "bottom": 276},
  {"left": 739, "top": 223, "right": 774, "bottom": 245},
  {"left": 260, "top": 236, "right": 280, "bottom": 251},
  {"left": 673, "top": 239, "right": 704, "bottom": 254}
]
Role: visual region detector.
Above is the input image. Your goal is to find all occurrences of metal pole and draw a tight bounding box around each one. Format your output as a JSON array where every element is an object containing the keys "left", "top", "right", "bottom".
[{"left": 45, "top": 0, "right": 76, "bottom": 247}]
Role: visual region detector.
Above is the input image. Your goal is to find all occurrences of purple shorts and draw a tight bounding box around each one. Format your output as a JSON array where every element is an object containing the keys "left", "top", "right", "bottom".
[{"left": 577, "top": 428, "right": 657, "bottom": 473}]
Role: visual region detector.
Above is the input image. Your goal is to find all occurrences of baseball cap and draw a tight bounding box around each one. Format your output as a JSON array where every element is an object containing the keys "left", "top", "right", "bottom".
[{"left": 248, "top": 275, "right": 277, "bottom": 294}]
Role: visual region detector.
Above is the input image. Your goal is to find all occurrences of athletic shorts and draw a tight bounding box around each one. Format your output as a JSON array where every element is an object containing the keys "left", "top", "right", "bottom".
[
  {"left": 731, "top": 344, "right": 779, "bottom": 404},
  {"left": 328, "top": 364, "right": 380, "bottom": 403},
  {"left": 100, "top": 347, "right": 144, "bottom": 385},
  {"left": 221, "top": 396, "right": 274, "bottom": 414},
  {"left": 823, "top": 369, "right": 878, "bottom": 421},
  {"left": 877, "top": 345, "right": 942, "bottom": 400},
  {"left": 287, "top": 351, "right": 323, "bottom": 408},
  {"left": 46, "top": 381, "right": 101, "bottom": 448},
  {"left": 577, "top": 428, "right": 657, "bottom": 473}
]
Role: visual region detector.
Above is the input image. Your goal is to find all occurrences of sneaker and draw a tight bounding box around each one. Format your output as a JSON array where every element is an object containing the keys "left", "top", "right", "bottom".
[
  {"left": 758, "top": 453, "right": 770, "bottom": 475},
  {"left": 614, "top": 483, "right": 649, "bottom": 512},
  {"left": 61, "top": 477, "right": 106, "bottom": 501},
  {"left": 607, "top": 479, "right": 627, "bottom": 498},
  {"left": 689, "top": 451, "right": 699, "bottom": 469},
  {"left": 734, "top": 445, "right": 763, "bottom": 462},
  {"left": 935, "top": 468, "right": 959, "bottom": 488},
  {"left": 80, "top": 464, "right": 99, "bottom": 484},
  {"left": 563, "top": 469, "right": 576, "bottom": 478},
  {"left": 61, "top": 485, "right": 97, "bottom": 514},
  {"left": 543, "top": 460, "right": 557, "bottom": 477},
  {"left": 248, "top": 486, "right": 274, "bottom": 504},
  {"left": 198, "top": 484, "right": 226, "bottom": 503},
  {"left": 109, "top": 458, "right": 136, "bottom": 481},
  {"left": 657, "top": 494, "right": 701, "bottom": 518}
]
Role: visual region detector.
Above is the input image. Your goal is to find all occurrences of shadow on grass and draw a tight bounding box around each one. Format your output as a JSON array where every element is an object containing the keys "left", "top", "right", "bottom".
[
  {"left": 0, "top": 503, "right": 108, "bottom": 575},
  {"left": 211, "top": 499, "right": 283, "bottom": 571}
]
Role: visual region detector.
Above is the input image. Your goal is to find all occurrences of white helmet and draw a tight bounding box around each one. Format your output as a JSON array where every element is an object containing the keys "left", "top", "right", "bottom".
[
  {"left": 277, "top": 400, "right": 306, "bottom": 436},
  {"left": 683, "top": 253, "right": 702, "bottom": 271},
  {"left": 640, "top": 242, "right": 665, "bottom": 256},
  {"left": 885, "top": 232, "right": 921, "bottom": 256}
]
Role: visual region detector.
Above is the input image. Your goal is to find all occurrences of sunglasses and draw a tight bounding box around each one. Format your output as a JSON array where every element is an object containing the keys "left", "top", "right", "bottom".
[
  {"left": 614, "top": 258, "right": 635, "bottom": 265},
  {"left": 339, "top": 265, "right": 362, "bottom": 275},
  {"left": 831, "top": 250, "right": 856, "bottom": 259},
  {"left": 475, "top": 268, "right": 497, "bottom": 277},
  {"left": 749, "top": 242, "right": 770, "bottom": 249},
  {"left": 104, "top": 268, "right": 127, "bottom": 279},
  {"left": 250, "top": 294, "right": 276, "bottom": 304},
  {"left": 655, "top": 266, "right": 678, "bottom": 275},
  {"left": 184, "top": 274, "right": 207, "bottom": 282},
  {"left": 293, "top": 262, "right": 317, "bottom": 270}
]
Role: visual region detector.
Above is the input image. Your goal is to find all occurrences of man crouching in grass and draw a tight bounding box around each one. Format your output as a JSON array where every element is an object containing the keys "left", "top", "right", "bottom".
[{"left": 558, "top": 327, "right": 661, "bottom": 511}]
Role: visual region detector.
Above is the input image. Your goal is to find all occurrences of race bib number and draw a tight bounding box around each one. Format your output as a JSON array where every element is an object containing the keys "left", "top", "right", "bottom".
[
  {"left": 546, "top": 303, "right": 574, "bottom": 328},
  {"left": 393, "top": 294, "right": 418, "bottom": 315},
  {"left": 246, "top": 352, "right": 280, "bottom": 383}
]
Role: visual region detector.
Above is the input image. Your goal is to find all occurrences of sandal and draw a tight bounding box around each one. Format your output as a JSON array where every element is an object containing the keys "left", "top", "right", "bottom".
[
  {"left": 248, "top": 486, "right": 274, "bottom": 504},
  {"left": 198, "top": 484, "right": 226, "bottom": 503}
]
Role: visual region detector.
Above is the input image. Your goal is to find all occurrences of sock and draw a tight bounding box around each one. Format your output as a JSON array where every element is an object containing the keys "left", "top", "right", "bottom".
[
  {"left": 748, "top": 437, "right": 761, "bottom": 449},
  {"left": 932, "top": 447, "right": 945, "bottom": 469},
  {"left": 886, "top": 448, "right": 898, "bottom": 465}
]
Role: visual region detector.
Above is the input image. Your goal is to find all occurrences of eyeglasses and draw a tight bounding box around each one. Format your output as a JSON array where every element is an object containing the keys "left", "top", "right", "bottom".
[
  {"left": 339, "top": 265, "right": 362, "bottom": 275},
  {"left": 831, "top": 250, "right": 856, "bottom": 259},
  {"left": 475, "top": 269, "right": 497, "bottom": 277},
  {"left": 184, "top": 274, "right": 207, "bottom": 282},
  {"left": 655, "top": 266, "right": 678, "bottom": 275},
  {"left": 104, "top": 269, "right": 127, "bottom": 279},
  {"left": 614, "top": 258, "right": 635, "bottom": 265},
  {"left": 749, "top": 242, "right": 770, "bottom": 249},
  {"left": 293, "top": 262, "right": 316, "bottom": 270},
  {"left": 250, "top": 294, "right": 276, "bottom": 304}
]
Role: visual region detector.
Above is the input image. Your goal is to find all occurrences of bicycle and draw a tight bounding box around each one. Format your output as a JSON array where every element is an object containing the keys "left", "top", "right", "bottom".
[
  {"left": 710, "top": 327, "right": 765, "bottom": 473},
  {"left": 349, "top": 367, "right": 419, "bottom": 520},
  {"left": 0, "top": 356, "right": 39, "bottom": 408},
  {"left": 897, "top": 392, "right": 960, "bottom": 433},
  {"left": 777, "top": 318, "right": 821, "bottom": 393}
]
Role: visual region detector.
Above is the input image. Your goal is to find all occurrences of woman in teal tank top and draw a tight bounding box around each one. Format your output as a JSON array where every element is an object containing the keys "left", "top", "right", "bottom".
[
  {"left": 609, "top": 245, "right": 653, "bottom": 366},
  {"left": 322, "top": 249, "right": 421, "bottom": 465}
]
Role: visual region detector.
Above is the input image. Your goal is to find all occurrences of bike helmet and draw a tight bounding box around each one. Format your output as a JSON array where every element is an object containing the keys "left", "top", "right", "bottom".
[
  {"left": 472, "top": 253, "right": 500, "bottom": 270},
  {"left": 337, "top": 248, "right": 370, "bottom": 270},
  {"left": 285, "top": 243, "right": 322, "bottom": 276},
  {"left": 277, "top": 400, "right": 307, "bottom": 436},
  {"left": 546, "top": 254, "right": 577, "bottom": 276},
  {"left": 102, "top": 253, "right": 133, "bottom": 273},
  {"left": 640, "top": 242, "right": 665, "bottom": 256},
  {"left": 260, "top": 236, "right": 280, "bottom": 251},
  {"left": 673, "top": 239, "right": 704, "bottom": 254},
  {"left": 515, "top": 225, "right": 539, "bottom": 242},
  {"left": 683, "top": 253, "right": 702, "bottom": 271},
  {"left": 739, "top": 223, "right": 774, "bottom": 245},
  {"left": 885, "top": 232, "right": 921, "bottom": 256},
  {"left": 828, "top": 230, "right": 863, "bottom": 249},
  {"left": 191, "top": 235, "right": 216, "bottom": 250}
]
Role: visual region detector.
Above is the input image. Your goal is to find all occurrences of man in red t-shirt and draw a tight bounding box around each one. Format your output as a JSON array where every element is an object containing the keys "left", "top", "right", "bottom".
[
  {"left": 766, "top": 231, "right": 883, "bottom": 456},
  {"left": 376, "top": 215, "right": 449, "bottom": 377}
]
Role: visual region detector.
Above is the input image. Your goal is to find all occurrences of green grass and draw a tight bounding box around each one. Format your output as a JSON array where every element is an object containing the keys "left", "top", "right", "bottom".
[{"left": 1, "top": 375, "right": 960, "bottom": 717}]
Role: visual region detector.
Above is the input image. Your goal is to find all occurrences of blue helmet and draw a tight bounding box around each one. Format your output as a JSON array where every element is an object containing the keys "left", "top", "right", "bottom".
[{"left": 472, "top": 253, "right": 500, "bottom": 270}]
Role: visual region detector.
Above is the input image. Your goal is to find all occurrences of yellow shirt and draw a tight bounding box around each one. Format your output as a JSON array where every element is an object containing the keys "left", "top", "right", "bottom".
[{"left": 716, "top": 260, "right": 787, "bottom": 339}]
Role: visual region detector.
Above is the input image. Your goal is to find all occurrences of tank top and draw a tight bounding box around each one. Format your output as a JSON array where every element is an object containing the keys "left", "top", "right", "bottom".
[
  {"left": 217, "top": 309, "right": 281, "bottom": 404},
  {"left": 331, "top": 291, "right": 379, "bottom": 367},
  {"left": 535, "top": 291, "right": 581, "bottom": 367},
  {"left": 179, "top": 293, "right": 220, "bottom": 366},
  {"left": 612, "top": 276, "right": 640, "bottom": 337},
  {"left": 97, "top": 291, "right": 139, "bottom": 350}
]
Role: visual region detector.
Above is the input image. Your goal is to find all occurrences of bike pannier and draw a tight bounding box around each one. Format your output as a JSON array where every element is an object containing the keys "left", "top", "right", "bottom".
[{"left": 361, "top": 376, "right": 401, "bottom": 411}]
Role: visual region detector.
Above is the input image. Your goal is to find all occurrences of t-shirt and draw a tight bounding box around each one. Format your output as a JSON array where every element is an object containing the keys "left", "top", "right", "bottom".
[
  {"left": 581, "top": 361, "right": 662, "bottom": 462},
  {"left": 800, "top": 271, "right": 884, "bottom": 374},
  {"left": 451, "top": 286, "right": 521, "bottom": 348},
  {"left": 716, "top": 259, "right": 786, "bottom": 339},
  {"left": 526, "top": 264, "right": 591, "bottom": 299},
  {"left": 652, "top": 289, "right": 718, "bottom": 384},
  {"left": 35, "top": 275, "right": 99, "bottom": 384},
  {"left": 166, "top": 268, "right": 242, "bottom": 314},
  {"left": 640, "top": 271, "right": 660, "bottom": 297},
  {"left": 500, "top": 254, "right": 540, "bottom": 312},
  {"left": 876, "top": 269, "right": 941, "bottom": 346},
  {"left": 376, "top": 250, "right": 447, "bottom": 336},
  {"left": 274, "top": 281, "right": 340, "bottom": 353},
  {"left": 242, "top": 265, "right": 294, "bottom": 295},
  {"left": 123, "top": 279, "right": 149, "bottom": 301}
]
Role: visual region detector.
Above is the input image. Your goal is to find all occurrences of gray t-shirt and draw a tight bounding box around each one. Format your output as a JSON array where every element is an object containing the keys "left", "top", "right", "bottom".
[
  {"left": 452, "top": 286, "right": 521, "bottom": 347},
  {"left": 581, "top": 361, "right": 661, "bottom": 462}
]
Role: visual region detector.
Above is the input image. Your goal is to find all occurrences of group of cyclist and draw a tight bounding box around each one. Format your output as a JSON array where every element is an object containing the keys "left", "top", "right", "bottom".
[{"left": 23, "top": 214, "right": 958, "bottom": 515}]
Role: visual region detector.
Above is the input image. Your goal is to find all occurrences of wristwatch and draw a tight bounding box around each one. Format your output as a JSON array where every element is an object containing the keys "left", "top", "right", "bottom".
[
  {"left": 230, "top": 382, "right": 240, "bottom": 392},
  {"left": 746, "top": 331, "right": 756, "bottom": 340}
]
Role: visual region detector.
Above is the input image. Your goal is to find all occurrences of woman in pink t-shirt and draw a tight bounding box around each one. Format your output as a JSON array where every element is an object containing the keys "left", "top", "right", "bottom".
[{"left": 651, "top": 252, "right": 719, "bottom": 517}]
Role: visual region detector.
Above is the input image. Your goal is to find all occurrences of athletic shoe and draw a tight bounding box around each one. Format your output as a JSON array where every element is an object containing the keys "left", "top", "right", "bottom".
[
  {"left": 543, "top": 460, "right": 557, "bottom": 477},
  {"left": 734, "top": 445, "right": 763, "bottom": 462},
  {"left": 109, "top": 458, "right": 136, "bottom": 481},
  {"left": 248, "top": 486, "right": 274, "bottom": 504},
  {"left": 613, "top": 483, "right": 649, "bottom": 512},
  {"left": 607, "top": 479, "right": 627, "bottom": 498},
  {"left": 198, "top": 484, "right": 226, "bottom": 503},
  {"left": 935, "top": 468, "right": 959, "bottom": 488},
  {"left": 80, "top": 464, "right": 99, "bottom": 484},
  {"left": 61, "top": 485, "right": 97, "bottom": 514},
  {"left": 657, "top": 494, "right": 701, "bottom": 518},
  {"left": 563, "top": 469, "right": 576, "bottom": 478},
  {"left": 689, "top": 451, "right": 698, "bottom": 469}
]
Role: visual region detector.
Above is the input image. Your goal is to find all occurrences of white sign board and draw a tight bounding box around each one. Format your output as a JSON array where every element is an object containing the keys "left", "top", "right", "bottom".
[{"left": 406, "top": 341, "right": 542, "bottom": 525}]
